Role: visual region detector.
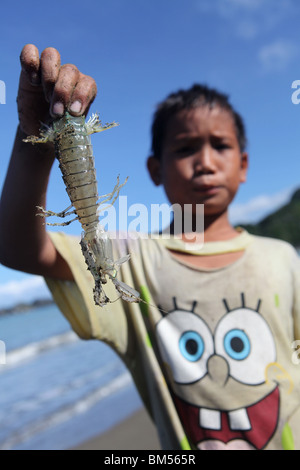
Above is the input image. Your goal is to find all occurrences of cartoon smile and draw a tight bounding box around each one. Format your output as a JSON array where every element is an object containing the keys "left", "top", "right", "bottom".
[
  {"left": 174, "top": 387, "right": 280, "bottom": 450},
  {"left": 155, "top": 297, "right": 282, "bottom": 450}
]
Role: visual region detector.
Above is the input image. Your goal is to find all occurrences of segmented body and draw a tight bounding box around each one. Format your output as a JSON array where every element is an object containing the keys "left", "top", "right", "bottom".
[
  {"left": 54, "top": 113, "right": 102, "bottom": 234},
  {"left": 24, "top": 113, "right": 140, "bottom": 307}
]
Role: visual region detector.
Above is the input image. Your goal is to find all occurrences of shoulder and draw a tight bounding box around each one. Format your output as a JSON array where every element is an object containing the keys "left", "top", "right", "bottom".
[
  {"left": 250, "top": 233, "right": 297, "bottom": 252},
  {"left": 248, "top": 233, "right": 299, "bottom": 265}
]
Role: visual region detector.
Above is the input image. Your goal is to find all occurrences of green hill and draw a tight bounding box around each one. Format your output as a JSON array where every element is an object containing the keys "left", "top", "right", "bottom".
[{"left": 238, "top": 188, "right": 300, "bottom": 249}]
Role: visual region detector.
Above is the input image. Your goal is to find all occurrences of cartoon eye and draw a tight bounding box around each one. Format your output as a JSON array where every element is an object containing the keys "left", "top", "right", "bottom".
[
  {"left": 156, "top": 310, "right": 214, "bottom": 384},
  {"left": 215, "top": 308, "right": 276, "bottom": 385},
  {"left": 179, "top": 331, "right": 204, "bottom": 362},
  {"left": 223, "top": 329, "right": 250, "bottom": 361}
]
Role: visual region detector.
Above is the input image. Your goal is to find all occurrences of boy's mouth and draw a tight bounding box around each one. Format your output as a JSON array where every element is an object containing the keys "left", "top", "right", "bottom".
[{"left": 193, "top": 184, "right": 221, "bottom": 195}]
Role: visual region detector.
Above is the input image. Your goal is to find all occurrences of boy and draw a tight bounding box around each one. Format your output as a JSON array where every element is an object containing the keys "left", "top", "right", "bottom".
[{"left": 0, "top": 44, "right": 300, "bottom": 450}]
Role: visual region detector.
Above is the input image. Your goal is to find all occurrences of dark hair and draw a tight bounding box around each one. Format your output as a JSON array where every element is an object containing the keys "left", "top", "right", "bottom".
[{"left": 151, "top": 84, "right": 247, "bottom": 159}]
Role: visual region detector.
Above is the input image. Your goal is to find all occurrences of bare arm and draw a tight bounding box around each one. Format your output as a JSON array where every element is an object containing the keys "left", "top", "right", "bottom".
[{"left": 0, "top": 44, "right": 97, "bottom": 280}]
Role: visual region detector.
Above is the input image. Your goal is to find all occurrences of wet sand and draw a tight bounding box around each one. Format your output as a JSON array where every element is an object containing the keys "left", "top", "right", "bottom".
[{"left": 72, "top": 408, "right": 161, "bottom": 450}]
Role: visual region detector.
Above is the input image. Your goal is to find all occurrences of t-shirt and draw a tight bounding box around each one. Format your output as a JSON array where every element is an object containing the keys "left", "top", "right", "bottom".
[{"left": 45, "top": 230, "right": 300, "bottom": 450}]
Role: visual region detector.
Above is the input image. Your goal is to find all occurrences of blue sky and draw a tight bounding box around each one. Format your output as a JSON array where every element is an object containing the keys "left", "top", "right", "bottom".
[{"left": 0, "top": 0, "right": 300, "bottom": 307}]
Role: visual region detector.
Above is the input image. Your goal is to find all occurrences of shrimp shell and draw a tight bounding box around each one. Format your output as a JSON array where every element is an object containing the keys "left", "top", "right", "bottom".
[{"left": 24, "top": 112, "right": 141, "bottom": 307}]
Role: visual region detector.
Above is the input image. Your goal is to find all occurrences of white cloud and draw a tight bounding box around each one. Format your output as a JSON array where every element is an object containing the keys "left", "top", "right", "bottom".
[
  {"left": 218, "top": 0, "right": 269, "bottom": 14},
  {"left": 0, "top": 276, "right": 51, "bottom": 309},
  {"left": 196, "top": 0, "right": 267, "bottom": 14},
  {"left": 236, "top": 20, "right": 259, "bottom": 40},
  {"left": 197, "top": 0, "right": 293, "bottom": 14},
  {"left": 258, "top": 40, "right": 298, "bottom": 72},
  {"left": 229, "top": 186, "right": 295, "bottom": 224},
  {"left": 196, "top": 0, "right": 295, "bottom": 39},
  {"left": 227, "top": 0, "right": 265, "bottom": 8}
]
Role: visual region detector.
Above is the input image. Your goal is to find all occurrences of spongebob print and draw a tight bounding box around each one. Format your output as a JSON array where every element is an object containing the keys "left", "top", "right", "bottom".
[{"left": 155, "top": 294, "right": 294, "bottom": 450}]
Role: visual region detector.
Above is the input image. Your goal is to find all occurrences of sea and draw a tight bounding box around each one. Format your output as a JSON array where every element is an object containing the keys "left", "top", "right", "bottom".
[{"left": 0, "top": 303, "right": 143, "bottom": 450}]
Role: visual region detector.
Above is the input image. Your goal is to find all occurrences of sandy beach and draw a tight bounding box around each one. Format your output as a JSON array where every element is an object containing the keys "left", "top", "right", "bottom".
[{"left": 72, "top": 408, "right": 161, "bottom": 450}]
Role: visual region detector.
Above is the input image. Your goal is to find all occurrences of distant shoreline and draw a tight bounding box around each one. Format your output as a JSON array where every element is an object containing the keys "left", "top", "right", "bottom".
[{"left": 0, "top": 298, "right": 55, "bottom": 317}]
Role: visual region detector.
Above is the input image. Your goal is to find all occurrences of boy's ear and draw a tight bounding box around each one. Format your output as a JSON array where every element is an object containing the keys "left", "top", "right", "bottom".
[
  {"left": 147, "top": 156, "right": 161, "bottom": 186},
  {"left": 240, "top": 152, "right": 248, "bottom": 183}
]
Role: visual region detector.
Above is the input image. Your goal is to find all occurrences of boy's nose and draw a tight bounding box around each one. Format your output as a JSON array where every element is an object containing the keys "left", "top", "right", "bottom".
[{"left": 194, "top": 146, "right": 216, "bottom": 174}]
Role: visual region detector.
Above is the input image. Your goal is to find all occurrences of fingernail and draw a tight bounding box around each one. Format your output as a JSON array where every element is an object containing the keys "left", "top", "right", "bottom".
[
  {"left": 52, "top": 102, "right": 64, "bottom": 116},
  {"left": 70, "top": 100, "right": 82, "bottom": 114}
]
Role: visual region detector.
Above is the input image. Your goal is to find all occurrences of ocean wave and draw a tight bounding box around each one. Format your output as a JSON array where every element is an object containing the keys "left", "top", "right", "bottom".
[
  {"left": 1, "top": 331, "right": 79, "bottom": 371},
  {"left": 0, "top": 371, "right": 132, "bottom": 450}
]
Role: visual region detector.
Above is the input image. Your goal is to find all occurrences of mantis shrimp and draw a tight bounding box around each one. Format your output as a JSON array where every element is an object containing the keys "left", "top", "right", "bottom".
[{"left": 24, "top": 112, "right": 141, "bottom": 307}]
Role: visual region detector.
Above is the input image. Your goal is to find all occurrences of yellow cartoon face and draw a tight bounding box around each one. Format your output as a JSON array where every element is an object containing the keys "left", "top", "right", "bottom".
[{"left": 155, "top": 296, "right": 281, "bottom": 450}]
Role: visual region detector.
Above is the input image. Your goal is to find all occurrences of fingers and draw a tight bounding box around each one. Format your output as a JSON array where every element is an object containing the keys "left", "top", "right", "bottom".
[
  {"left": 50, "top": 66, "right": 97, "bottom": 118},
  {"left": 20, "top": 44, "right": 41, "bottom": 85},
  {"left": 19, "top": 44, "right": 97, "bottom": 118},
  {"left": 50, "top": 63, "right": 80, "bottom": 116},
  {"left": 40, "top": 47, "right": 61, "bottom": 102},
  {"left": 68, "top": 73, "right": 97, "bottom": 117}
]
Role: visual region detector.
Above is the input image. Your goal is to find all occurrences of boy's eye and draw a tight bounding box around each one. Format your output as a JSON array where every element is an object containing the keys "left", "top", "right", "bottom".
[
  {"left": 174, "top": 145, "right": 197, "bottom": 155},
  {"left": 214, "top": 143, "right": 228, "bottom": 151},
  {"left": 213, "top": 141, "right": 231, "bottom": 151}
]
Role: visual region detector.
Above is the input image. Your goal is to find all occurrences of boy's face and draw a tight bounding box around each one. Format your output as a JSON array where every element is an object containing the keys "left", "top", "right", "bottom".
[{"left": 148, "top": 106, "right": 248, "bottom": 217}]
